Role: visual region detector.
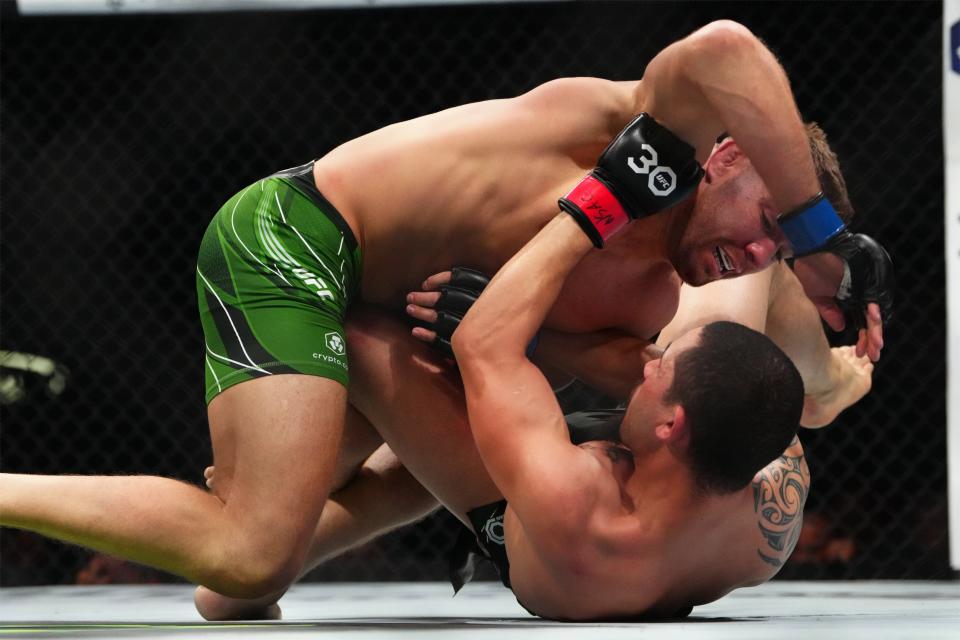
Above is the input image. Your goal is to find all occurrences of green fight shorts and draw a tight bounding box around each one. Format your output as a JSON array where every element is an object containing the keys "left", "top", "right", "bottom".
[{"left": 196, "top": 161, "right": 362, "bottom": 404}]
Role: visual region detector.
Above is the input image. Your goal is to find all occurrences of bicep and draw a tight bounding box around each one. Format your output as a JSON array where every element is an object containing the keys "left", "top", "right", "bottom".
[
  {"left": 635, "top": 32, "right": 723, "bottom": 156},
  {"left": 460, "top": 357, "right": 603, "bottom": 533}
]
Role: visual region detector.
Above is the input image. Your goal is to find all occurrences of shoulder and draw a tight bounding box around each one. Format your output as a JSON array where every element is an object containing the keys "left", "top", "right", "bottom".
[{"left": 750, "top": 437, "right": 811, "bottom": 570}]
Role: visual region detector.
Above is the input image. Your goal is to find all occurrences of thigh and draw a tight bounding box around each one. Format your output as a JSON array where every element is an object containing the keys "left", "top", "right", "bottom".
[
  {"left": 197, "top": 172, "right": 363, "bottom": 506},
  {"left": 207, "top": 374, "right": 347, "bottom": 557},
  {"left": 346, "top": 307, "right": 501, "bottom": 522},
  {"left": 196, "top": 174, "right": 361, "bottom": 404}
]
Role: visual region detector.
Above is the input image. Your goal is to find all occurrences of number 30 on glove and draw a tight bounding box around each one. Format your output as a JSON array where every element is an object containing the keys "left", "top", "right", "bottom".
[{"left": 559, "top": 113, "right": 705, "bottom": 247}]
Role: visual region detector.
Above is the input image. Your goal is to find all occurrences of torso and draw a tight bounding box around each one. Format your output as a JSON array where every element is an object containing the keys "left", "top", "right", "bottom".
[{"left": 312, "top": 77, "right": 679, "bottom": 330}]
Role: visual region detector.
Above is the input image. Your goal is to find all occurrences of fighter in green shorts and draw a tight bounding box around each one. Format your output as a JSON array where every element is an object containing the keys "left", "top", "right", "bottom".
[
  {"left": 196, "top": 162, "right": 362, "bottom": 402},
  {"left": 0, "top": 21, "right": 888, "bottom": 616}
]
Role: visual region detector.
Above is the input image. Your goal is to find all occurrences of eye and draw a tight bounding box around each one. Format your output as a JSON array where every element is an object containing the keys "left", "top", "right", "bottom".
[
  {"left": 760, "top": 210, "right": 784, "bottom": 262},
  {"left": 760, "top": 210, "right": 773, "bottom": 233}
]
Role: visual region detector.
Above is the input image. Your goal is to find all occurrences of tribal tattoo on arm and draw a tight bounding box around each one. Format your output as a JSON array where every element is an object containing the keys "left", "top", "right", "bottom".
[{"left": 751, "top": 437, "right": 810, "bottom": 568}]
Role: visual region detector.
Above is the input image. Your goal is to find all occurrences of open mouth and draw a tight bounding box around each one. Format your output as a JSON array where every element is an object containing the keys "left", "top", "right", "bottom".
[{"left": 714, "top": 246, "right": 734, "bottom": 275}]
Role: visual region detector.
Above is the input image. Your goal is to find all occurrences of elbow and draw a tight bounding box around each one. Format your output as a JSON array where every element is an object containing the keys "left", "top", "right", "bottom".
[
  {"left": 686, "top": 20, "right": 761, "bottom": 63},
  {"left": 452, "top": 315, "right": 529, "bottom": 369},
  {"left": 450, "top": 320, "right": 492, "bottom": 366},
  {"left": 450, "top": 325, "right": 474, "bottom": 363}
]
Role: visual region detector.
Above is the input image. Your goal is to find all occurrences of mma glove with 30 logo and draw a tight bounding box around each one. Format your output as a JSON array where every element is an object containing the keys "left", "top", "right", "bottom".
[{"left": 559, "top": 113, "right": 704, "bottom": 247}]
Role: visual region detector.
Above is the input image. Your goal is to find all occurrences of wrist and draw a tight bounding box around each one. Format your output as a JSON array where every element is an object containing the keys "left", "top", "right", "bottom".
[
  {"left": 778, "top": 192, "right": 845, "bottom": 257},
  {"left": 558, "top": 174, "right": 632, "bottom": 248}
]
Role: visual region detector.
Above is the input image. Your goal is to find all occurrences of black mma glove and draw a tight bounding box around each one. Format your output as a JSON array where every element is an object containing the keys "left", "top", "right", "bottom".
[
  {"left": 820, "top": 232, "right": 894, "bottom": 330},
  {"left": 425, "top": 267, "right": 540, "bottom": 361},
  {"left": 777, "top": 191, "right": 893, "bottom": 330},
  {"left": 428, "top": 267, "right": 490, "bottom": 359},
  {"left": 559, "top": 113, "right": 704, "bottom": 247}
]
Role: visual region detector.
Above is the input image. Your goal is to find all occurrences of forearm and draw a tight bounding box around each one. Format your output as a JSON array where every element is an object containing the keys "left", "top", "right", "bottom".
[
  {"left": 686, "top": 25, "right": 817, "bottom": 210},
  {"left": 643, "top": 21, "right": 818, "bottom": 212},
  {"left": 454, "top": 213, "right": 593, "bottom": 361}
]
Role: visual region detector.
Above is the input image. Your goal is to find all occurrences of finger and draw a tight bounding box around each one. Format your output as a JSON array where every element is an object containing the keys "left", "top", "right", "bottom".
[
  {"left": 411, "top": 326, "right": 438, "bottom": 343},
  {"left": 867, "top": 331, "right": 882, "bottom": 362},
  {"left": 855, "top": 328, "right": 868, "bottom": 359},
  {"left": 816, "top": 300, "right": 846, "bottom": 332},
  {"left": 406, "top": 291, "right": 442, "bottom": 308},
  {"left": 866, "top": 303, "right": 884, "bottom": 362},
  {"left": 406, "top": 304, "right": 438, "bottom": 323},
  {"left": 421, "top": 271, "right": 453, "bottom": 291}
]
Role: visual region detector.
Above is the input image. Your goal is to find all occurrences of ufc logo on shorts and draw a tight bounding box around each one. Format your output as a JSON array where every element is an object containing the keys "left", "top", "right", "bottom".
[
  {"left": 484, "top": 514, "right": 505, "bottom": 545},
  {"left": 627, "top": 144, "right": 677, "bottom": 196},
  {"left": 292, "top": 267, "right": 334, "bottom": 300}
]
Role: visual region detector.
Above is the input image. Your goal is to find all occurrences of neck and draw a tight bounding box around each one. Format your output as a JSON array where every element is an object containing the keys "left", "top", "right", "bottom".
[{"left": 624, "top": 447, "right": 701, "bottom": 507}]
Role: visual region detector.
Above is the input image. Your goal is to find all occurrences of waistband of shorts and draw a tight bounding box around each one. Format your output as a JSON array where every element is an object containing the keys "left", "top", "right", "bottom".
[{"left": 271, "top": 161, "right": 359, "bottom": 254}]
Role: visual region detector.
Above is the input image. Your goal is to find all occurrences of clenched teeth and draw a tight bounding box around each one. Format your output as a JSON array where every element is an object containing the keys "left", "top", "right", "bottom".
[{"left": 714, "top": 247, "right": 733, "bottom": 274}]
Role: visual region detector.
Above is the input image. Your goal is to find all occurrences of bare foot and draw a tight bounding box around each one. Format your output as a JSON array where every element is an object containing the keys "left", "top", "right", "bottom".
[
  {"left": 194, "top": 585, "right": 284, "bottom": 621},
  {"left": 801, "top": 346, "right": 874, "bottom": 428}
]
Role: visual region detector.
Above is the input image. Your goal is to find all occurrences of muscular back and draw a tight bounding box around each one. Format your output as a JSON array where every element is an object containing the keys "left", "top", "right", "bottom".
[{"left": 313, "top": 78, "right": 639, "bottom": 306}]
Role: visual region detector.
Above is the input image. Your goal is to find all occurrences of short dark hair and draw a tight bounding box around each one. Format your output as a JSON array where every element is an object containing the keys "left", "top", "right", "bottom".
[{"left": 665, "top": 321, "right": 803, "bottom": 494}]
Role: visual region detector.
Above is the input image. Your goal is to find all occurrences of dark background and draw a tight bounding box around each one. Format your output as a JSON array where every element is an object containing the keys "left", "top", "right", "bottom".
[{"left": 0, "top": 1, "right": 949, "bottom": 585}]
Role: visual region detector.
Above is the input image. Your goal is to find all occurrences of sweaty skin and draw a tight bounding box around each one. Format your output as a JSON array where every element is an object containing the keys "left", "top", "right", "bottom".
[{"left": 346, "top": 311, "right": 816, "bottom": 619}]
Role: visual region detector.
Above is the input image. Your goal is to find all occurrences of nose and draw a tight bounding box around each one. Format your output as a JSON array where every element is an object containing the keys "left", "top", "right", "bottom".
[{"left": 744, "top": 238, "right": 778, "bottom": 270}]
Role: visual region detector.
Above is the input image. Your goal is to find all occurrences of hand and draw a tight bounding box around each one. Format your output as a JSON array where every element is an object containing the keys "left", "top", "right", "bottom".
[
  {"left": 406, "top": 270, "right": 452, "bottom": 346},
  {"left": 559, "top": 113, "right": 704, "bottom": 247},
  {"left": 406, "top": 268, "right": 490, "bottom": 358},
  {"left": 792, "top": 238, "right": 889, "bottom": 363}
]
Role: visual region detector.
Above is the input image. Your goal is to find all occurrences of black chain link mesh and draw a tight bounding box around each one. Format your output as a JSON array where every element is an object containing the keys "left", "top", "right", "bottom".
[{"left": 0, "top": 1, "right": 948, "bottom": 586}]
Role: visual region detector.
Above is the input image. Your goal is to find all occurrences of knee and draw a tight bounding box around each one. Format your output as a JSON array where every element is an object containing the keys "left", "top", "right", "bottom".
[{"left": 206, "top": 543, "right": 302, "bottom": 599}]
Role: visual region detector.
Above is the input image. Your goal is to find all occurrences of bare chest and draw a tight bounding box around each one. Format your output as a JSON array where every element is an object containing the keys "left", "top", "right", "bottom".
[{"left": 546, "top": 256, "right": 681, "bottom": 337}]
